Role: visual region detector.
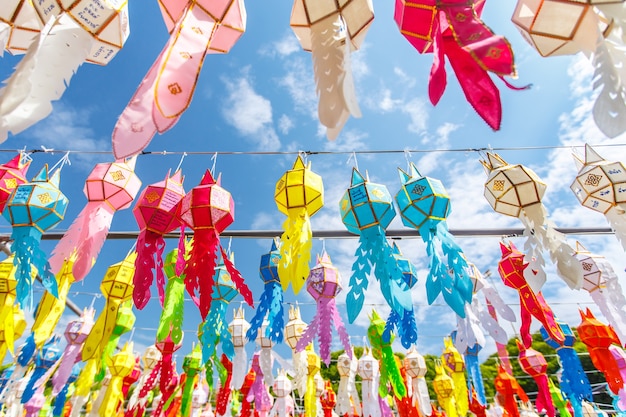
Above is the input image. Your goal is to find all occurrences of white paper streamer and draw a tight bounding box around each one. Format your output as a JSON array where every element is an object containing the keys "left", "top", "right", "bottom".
[
  {"left": 335, "top": 351, "right": 361, "bottom": 417},
  {"left": 358, "top": 350, "right": 381, "bottom": 417}
]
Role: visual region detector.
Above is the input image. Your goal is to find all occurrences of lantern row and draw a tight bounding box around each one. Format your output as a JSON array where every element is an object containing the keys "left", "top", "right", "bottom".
[{"left": 2, "top": 0, "right": 626, "bottom": 152}]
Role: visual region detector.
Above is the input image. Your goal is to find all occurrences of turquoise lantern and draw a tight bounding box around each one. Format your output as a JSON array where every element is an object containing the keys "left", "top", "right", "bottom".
[{"left": 3, "top": 165, "right": 68, "bottom": 305}]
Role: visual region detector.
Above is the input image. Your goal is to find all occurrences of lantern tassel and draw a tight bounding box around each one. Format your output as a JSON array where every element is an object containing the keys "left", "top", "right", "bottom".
[
  {"left": 373, "top": 235, "right": 413, "bottom": 315},
  {"left": 361, "top": 375, "right": 381, "bottom": 417},
  {"left": 157, "top": 269, "right": 185, "bottom": 344},
  {"left": 81, "top": 300, "right": 119, "bottom": 362},
  {"left": 465, "top": 350, "right": 486, "bottom": 405},
  {"left": 72, "top": 206, "right": 113, "bottom": 282},
  {"left": 381, "top": 345, "right": 406, "bottom": 399},
  {"left": 305, "top": 370, "right": 316, "bottom": 417},
  {"left": 383, "top": 309, "right": 418, "bottom": 349},
  {"left": 278, "top": 209, "right": 312, "bottom": 294},
  {"left": 185, "top": 230, "right": 219, "bottom": 319},
  {"left": 13, "top": 228, "right": 57, "bottom": 306},
  {"left": 232, "top": 346, "right": 247, "bottom": 390},
  {"left": 247, "top": 280, "right": 284, "bottom": 343},
  {"left": 220, "top": 246, "right": 253, "bottom": 306},
  {"left": 592, "top": 259, "right": 626, "bottom": 346},
  {"left": 200, "top": 301, "right": 233, "bottom": 362},
  {"left": 555, "top": 346, "right": 592, "bottom": 406},
  {"left": 0, "top": 13, "right": 91, "bottom": 142},
  {"left": 533, "top": 374, "right": 555, "bottom": 417},
  {"left": 216, "top": 355, "right": 233, "bottom": 417},
  {"left": 605, "top": 208, "right": 626, "bottom": 251},
  {"left": 346, "top": 234, "right": 372, "bottom": 323},
  {"left": 134, "top": 230, "right": 166, "bottom": 310}
]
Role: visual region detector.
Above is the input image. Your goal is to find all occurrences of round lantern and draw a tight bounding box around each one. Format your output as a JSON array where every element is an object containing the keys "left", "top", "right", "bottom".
[
  {"left": 337, "top": 352, "right": 353, "bottom": 378},
  {"left": 85, "top": 158, "right": 141, "bottom": 210},
  {"left": 142, "top": 345, "right": 161, "bottom": 371},
  {"left": 179, "top": 169, "right": 234, "bottom": 234},
  {"left": 285, "top": 305, "right": 307, "bottom": 350},
  {"left": 574, "top": 242, "right": 604, "bottom": 293},
  {"left": 275, "top": 155, "right": 324, "bottom": 218},
  {"left": 357, "top": 349, "right": 378, "bottom": 381},
  {"left": 0, "top": 2, "right": 42, "bottom": 54}
]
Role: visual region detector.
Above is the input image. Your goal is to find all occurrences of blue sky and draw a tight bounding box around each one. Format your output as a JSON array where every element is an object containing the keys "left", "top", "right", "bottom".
[{"left": 1, "top": 0, "right": 625, "bottom": 373}]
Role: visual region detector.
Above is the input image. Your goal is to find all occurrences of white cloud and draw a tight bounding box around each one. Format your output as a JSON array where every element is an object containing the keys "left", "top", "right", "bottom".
[
  {"left": 278, "top": 114, "right": 294, "bottom": 135},
  {"left": 278, "top": 57, "right": 317, "bottom": 119},
  {"left": 260, "top": 32, "right": 301, "bottom": 58},
  {"left": 323, "top": 129, "right": 368, "bottom": 152},
  {"left": 222, "top": 74, "right": 281, "bottom": 151}
]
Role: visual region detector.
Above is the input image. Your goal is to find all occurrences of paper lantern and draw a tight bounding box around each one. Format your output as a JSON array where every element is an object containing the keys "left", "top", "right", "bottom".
[
  {"left": 0, "top": 0, "right": 130, "bottom": 141},
  {"left": 181, "top": 345, "right": 203, "bottom": 417},
  {"left": 285, "top": 304, "right": 308, "bottom": 397},
  {"left": 21, "top": 336, "right": 61, "bottom": 403},
  {"left": 247, "top": 238, "right": 285, "bottom": 343},
  {"left": 255, "top": 318, "right": 275, "bottom": 386},
  {"left": 125, "top": 345, "right": 162, "bottom": 417},
  {"left": 498, "top": 241, "right": 564, "bottom": 348},
  {"left": 340, "top": 168, "right": 414, "bottom": 325},
  {"left": 574, "top": 242, "right": 626, "bottom": 346},
  {"left": 295, "top": 252, "right": 351, "bottom": 365},
  {"left": 100, "top": 342, "right": 135, "bottom": 417},
  {"left": 199, "top": 252, "right": 240, "bottom": 363},
  {"left": 0, "top": 154, "right": 30, "bottom": 212},
  {"left": 4, "top": 164, "right": 68, "bottom": 305},
  {"left": 367, "top": 309, "right": 406, "bottom": 399},
  {"left": 358, "top": 348, "right": 381, "bottom": 417},
  {"left": 133, "top": 170, "right": 185, "bottom": 310},
  {"left": 517, "top": 340, "right": 555, "bottom": 417},
  {"left": 50, "top": 157, "right": 140, "bottom": 281},
  {"left": 304, "top": 345, "right": 321, "bottom": 417},
  {"left": 0, "top": 305, "right": 25, "bottom": 363},
  {"left": 271, "top": 370, "right": 295, "bottom": 417},
  {"left": 395, "top": 162, "right": 473, "bottom": 318},
  {"left": 274, "top": 156, "right": 323, "bottom": 294},
  {"left": 0, "top": 1, "right": 42, "bottom": 54},
  {"left": 577, "top": 308, "right": 624, "bottom": 394},
  {"left": 122, "top": 357, "right": 141, "bottom": 399},
  {"left": 155, "top": 334, "right": 183, "bottom": 396},
  {"left": 404, "top": 348, "right": 432, "bottom": 416},
  {"left": 157, "top": 246, "right": 189, "bottom": 344},
  {"left": 229, "top": 306, "right": 250, "bottom": 390},
  {"left": 0, "top": 256, "right": 20, "bottom": 357},
  {"left": 290, "top": 0, "right": 373, "bottom": 138},
  {"left": 179, "top": 169, "right": 252, "bottom": 319},
  {"left": 112, "top": 0, "right": 246, "bottom": 159},
  {"left": 395, "top": 0, "right": 518, "bottom": 130},
  {"left": 82, "top": 252, "right": 136, "bottom": 362},
  {"left": 442, "top": 337, "right": 468, "bottom": 416},
  {"left": 432, "top": 361, "right": 457, "bottom": 417},
  {"left": 483, "top": 152, "right": 584, "bottom": 291},
  {"left": 336, "top": 350, "right": 361, "bottom": 417}
]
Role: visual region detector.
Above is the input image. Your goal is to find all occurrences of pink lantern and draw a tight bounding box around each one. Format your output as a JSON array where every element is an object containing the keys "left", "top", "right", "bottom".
[
  {"left": 178, "top": 169, "right": 252, "bottom": 319},
  {"left": 0, "top": 154, "right": 30, "bottom": 212},
  {"left": 133, "top": 170, "right": 185, "bottom": 310},
  {"left": 49, "top": 157, "right": 141, "bottom": 281}
]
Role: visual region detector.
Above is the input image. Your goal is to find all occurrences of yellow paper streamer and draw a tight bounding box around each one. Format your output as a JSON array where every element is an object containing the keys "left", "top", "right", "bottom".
[
  {"left": 0, "top": 305, "right": 26, "bottom": 362},
  {"left": 442, "top": 337, "right": 468, "bottom": 416},
  {"left": 0, "top": 256, "right": 19, "bottom": 355},
  {"left": 305, "top": 344, "right": 321, "bottom": 417},
  {"left": 99, "top": 342, "right": 135, "bottom": 417},
  {"left": 75, "top": 359, "right": 98, "bottom": 397},
  {"left": 433, "top": 361, "right": 458, "bottom": 417}
]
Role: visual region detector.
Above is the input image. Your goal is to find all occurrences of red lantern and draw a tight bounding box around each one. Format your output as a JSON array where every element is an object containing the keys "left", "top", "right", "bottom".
[{"left": 516, "top": 340, "right": 554, "bottom": 417}]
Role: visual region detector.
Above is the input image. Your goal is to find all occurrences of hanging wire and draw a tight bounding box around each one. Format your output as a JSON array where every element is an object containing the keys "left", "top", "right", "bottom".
[{"left": 175, "top": 151, "right": 188, "bottom": 172}]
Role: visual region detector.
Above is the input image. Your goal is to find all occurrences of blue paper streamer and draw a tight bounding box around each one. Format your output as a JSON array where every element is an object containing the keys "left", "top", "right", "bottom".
[
  {"left": 465, "top": 345, "right": 487, "bottom": 405},
  {"left": 346, "top": 234, "right": 373, "bottom": 323},
  {"left": 13, "top": 228, "right": 57, "bottom": 307},
  {"left": 21, "top": 337, "right": 61, "bottom": 403},
  {"left": 18, "top": 334, "right": 37, "bottom": 367},
  {"left": 383, "top": 309, "right": 418, "bottom": 349},
  {"left": 200, "top": 301, "right": 233, "bottom": 362}
]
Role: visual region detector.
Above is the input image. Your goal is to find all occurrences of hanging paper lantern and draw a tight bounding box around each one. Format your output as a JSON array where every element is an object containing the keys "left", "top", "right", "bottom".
[
  {"left": 320, "top": 380, "right": 337, "bottom": 417},
  {"left": 255, "top": 318, "right": 275, "bottom": 386},
  {"left": 247, "top": 238, "right": 284, "bottom": 343},
  {"left": 274, "top": 156, "right": 324, "bottom": 294},
  {"left": 498, "top": 241, "right": 564, "bottom": 348},
  {"left": 52, "top": 364, "right": 79, "bottom": 417},
  {"left": 304, "top": 344, "right": 321, "bottom": 417},
  {"left": 21, "top": 335, "right": 61, "bottom": 403},
  {"left": 181, "top": 345, "right": 203, "bottom": 417},
  {"left": 340, "top": 168, "right": 414, "bottom": 325},
  {"left": 179, "top": 169, "right": 252, "bottom": 319},
  {"left": 155, "top": 334, "right": 183, "bottom": 396},
  {"left": 442, "top": 337, "right": 469, "bottom": 416},
  {"left": 432, "top": 361, "right": 457, "bottom": 417},
  {"left": 4, "top": 164, "right": 69, "bottom": 305},
  {"left": 395, "top": 0, "right": 520, "bottom": 130},
  {"left": 517, "top": 340, "right": 555, "bottom": 417},
  {"left": 290, "top": 0, "right": 373, "bottom": 138},
  {"left": 577, "top": 308, "right": 624, "bottom": 394},
  {"left": 284, "top": 304, "right": 308, "bottom": 397},
  {"left": 0, "top": 255, "right": 21, "bottom": 357},
  {"left": 95, "top": 300, "right": 135, "bottom": 384},
  {"left": 572, "top": 144, "right": 626, "bottom": 249},
  {"left": 295, "top": 251, "right": 351, "bottom": 365},
  {"left": 228, "top": 306, "right": 250, "bottom": 390},
  {"left": 395, "top": 162, "right": 473, "bottom": 318},
  {"left": 482, "top": 153, "right": 584, "bottom": 290},
  {"left": 396, "top": 363, "right": 420, "bottom": 417},
  {"left": 367, "top": 309, "right": 406, "bottom": 399},
  {"left": 199, "top": 252, "right": 240, "bottom": 363},
  {"left": 133, "top": 169, "right": 185, "bottom": 310},
  {"left": 50, "top": 157, "right": 141, "bottom": 280},
  {"left": 456, "top": 326, "right": 488, "bottom": 407},
  {"left": 336, "top": 350, "right": 361, "bottom": 417},
  {"left": 216, "top": 353, "right": 234, "bottom": 417},
  {"left": 271, "top": 370, "right": 295, "bottom": 417},
  {"left": 0, "top": 2, "right": 42, "bottom": 54},
  {"left": 470, "top": 389, "right": 487, "bottom": 417},
  {"left": 157, "top": 246, "right": 189, "bottom": 344},
  {"left": 51, "top": 308, "right": 95, "bottom": 396},
  {"left": 112, "top": 0, "right": 246, "bottom": 159},
  {"left": 0, "top": 304, "right": 25, "bottom": 363},
  {"left": 82, "top": 252, "right": 136, "bottom": 362},
  {"left": 125, "top": 345, "right": 162, "bottom": 417},
  {"left": 0, "top": 0, "right": 129, "bottom": 141},
  {"left": 250, "top": 351, "right": 274, "bottom": 417},
  {"left": 358, "top": 348, "right": 382, "bottom": 417},
  {"left": 0, "top": 154, "right": 30, "bottom": 211},
  {"left": 404, "top": 348, "right": 432, "bottom": 416},
  {"left": 99, "top": 342, "right": 135, "bottom": 417}
]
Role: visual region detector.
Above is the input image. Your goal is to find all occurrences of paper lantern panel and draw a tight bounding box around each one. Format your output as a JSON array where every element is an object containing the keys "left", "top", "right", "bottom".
[
  {"left": 228, "top": 308, "right": 250, "bottom": 347},
  {"left": 274, "top": 156, "right": 323, "bottom": 215},
  {"left": 484, "top": 164, "right": 546, "bottom": 218},
  {"left": 133, "top": 171, "right": 184, "bottom": 235},
  {"left": 285, "top": 306, "right": 307, "bottom": 349},
  {"left": 179, "top": 171, "right": 234, "bottom": 233},
  {"left": 100, "top": 254, "right": 136, "bottom": 301},
  {"left": 340, "top": 170, "right": 395, "bottom": 234},
  {"left": 571, "top": 162, "right": 626, "bottom": 213},
  {"left": 393, "top": 0, "right": 436, "bottom": 53},
  {"left": 0, "top": 1, "right": 41, "bottom": 54},
  {"left": 396, "top": 175, "right": 450, "bottom": 230},
  {"left": 404, "top": 349, "right": 427, "bottom": 378},
  {"left": 85, "top": 161, "right": 141, "bottom": 210},
  {"left": 213, "top": 262, "right": 237, "bottom": 302},
  {"left": 0, "top": 155, "right": 30, "bottom": 212},
  {"left": 307, "top": 259, "right": 341, "bottom": 299}
]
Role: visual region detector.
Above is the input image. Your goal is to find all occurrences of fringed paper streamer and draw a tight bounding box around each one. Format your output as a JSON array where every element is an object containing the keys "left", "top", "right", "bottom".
[
  {"left": 154, "top": 369, "right": 180, "bottom": 417},
  {"left": 24, "top": 258, "right": 75, "bottom": 362},
  {"left": 200, "top": 252, "right": 240, "bottom": 363},
  {"left": 158, "top": 247, "right": 188, "bottom": 344},
  {"left": 396, "top": 163, "right": 473, "bottom": 318},
  {"left": 271, "top": 370, "right": 295, "bottom": 417},
  {"left": 432, "top": 361, "right": 457, "bottom": 417},
  {"left": 251, "top": 352, "right": 274, "bottom": 417},
  {"left": 396, "top": 364, "right": 420, "bottom": 417},
  {"left": 548, "top": 379, "right": 571, "bottom": 417},
  {"left": 49, "top": 158, "right": 140, "bottom": 279},
  {"left": 23, "top": 387, "right": 45, "bottom": 417},
  {"left": 248, "top": 238, "right": 285, "bottom": 343},
  {"left": 0, "top": 305, "right": 25, "bottom": 364},
  {"left": 256, "top": 319, "right": 275, "bottom": 386},
  {"left": 336, "top": 350, "right": 362, "bottom": 417},
  {"left": 517, "top": 340, "right": 555, "bottom": 417},
  {"left": 578, "top": 308, "right": 623, "bottom": 394},
  {"left": 403, "top": 348, "right": 432, "bottom": 416},
  {"left": 340, "top": 168, "right": 413, "bottom": 323},
  {"left": 498, "top": 241, "right": 564, "bottom": 348},
  {"left": 82, "top": 252, "right": 136, "bottom": 362},
  {"left": 70, "top": 359, "right": 97, "bottom": 417},
  {"left": 284, "top": 305, "right": 308, "bottom": 397},
  {"left": 274, "top": 156, "right": 323, "bottom": 294},
  {"left": 4, "top": 164, "right": 69, "bottom": 305},
  {"left": 112, "top": 1, "right": 245, "bottom": 159},
  {"left": 540, "top": 320, "right": 592, "bottom": 414},
  {"left": 470, "top": 389, "right": 487, "bottom": 417},
  {"left": 395, "top": 0, "right": 520, "bottom": 130},
  {"left": 0, "top": 256, "right": 21, "bottom": 357},
  {"left": 94, "top": 300, "right": 135, "bottom": 383},
  {"left": 99, "top": 343, "right": 135, "bottom": 417},
  {"left": 0, "top": 154, "right": 30, "bottom": 211},
  {"left": 295, "top": 252, "right": 352, "bottom": 365},
  {"left": 51, "top": 308, "right": 95, "bottom": 395},
  {"left": 52, "top": 365, "right": 79, "bottom": 417},
  {"left": 21, "top": 336, "right": 61, "bottom": 403},
  {"left": 125, "top": 345, "right": 161, "bottom": 417},
  {"left": 289, "top": 1, "right": 371, "bottom": 138},
  {"left": 216, "top": 354, "right": 233, "bottom": 417},
  {"left": 368, "top": 309, "right": 406, "bottom": 399},
  {"left": 133, "top": 170, "right": 185, "bottom": 309},
  {"left": 442, "top": 337, "right": 468, "bottom": 416},
  {"left": 574, "top": 242, "right": 626, "bottom": 346},
  {"left": 610, "top": 344, "right": 626, "bottom": 407},
  {"left": 156, "top": 335, "right": 183, "bottom": 395},
  {"left": 482, "top": 153, "right": 584, "bottom": 291},
  {"left": 228, "top": 307, "right": 250, "bottom": 390},
  {"left": 179, "top": 170, "right": 253, "bottom": 319},
  {"left": 241, "top": 366, "right": 257, "bottom": 417}
]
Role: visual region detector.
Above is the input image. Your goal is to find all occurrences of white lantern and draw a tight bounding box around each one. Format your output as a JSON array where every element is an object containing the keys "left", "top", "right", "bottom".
[
  {"left": 229, "top": 307, "right": 250, "bottom": 348},
  {"left": 284, "top": 305, "right": 307, "bottom": 350}
]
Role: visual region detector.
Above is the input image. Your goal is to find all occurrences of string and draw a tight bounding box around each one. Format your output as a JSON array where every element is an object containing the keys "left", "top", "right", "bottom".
[
  {"left": 346, "top": 152, "right": 358, "bottom": 170},
  {"left": 50, "top": 151, "right": 71, "bottom": 172},
  {"left": 320, "top": 238, "right": 326, "bottom": 254},
  {"left": 404, "top": 148, "right": 412, "bottom": 172},
  {"left": 210, "top": 152, "right": 218, "bottom": 176},
  {"left": 175, "top": 152, "right": 188, "bottom": 172}
]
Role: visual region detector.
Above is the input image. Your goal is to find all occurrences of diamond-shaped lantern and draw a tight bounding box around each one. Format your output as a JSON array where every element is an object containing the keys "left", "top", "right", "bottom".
[
  {"left": 511, "top": 0, "right": 600, "bottom": 57},
  {"left": 229, "top": 307, "right": 250, "bottom": 348},
  {"left": 574, "top": 242, "right": 604, "bottom": 293},
  {"left": 273, "top": 370, "right": 293, "bottom": 397},
  {"left": 482, "top": 153, "right": 545, "bottom": 218},
  {"left": 307, "top": 252, "right": 341, "bottom": 300},
  {"left": 134, "top": 170, "right": 185, "bottom": 235},
  {"left": 275, "top": 156, "right": 324, "bottom": 217},
  {"left": 179, "top": 170, "right": 234, "bottom": 233},
  {"left": 0, "top": 154, "right": 30, "bottom": 212},
  {"left": 357, "top": 349, "right": 378, "bottom": 380},
  {"left": 0, "top": 1, "right": 42, "bottom": 54},
  {"left": 143, "top": 345, "right": 161, "bottom": 371},
  {"left": 517, "top": 340, "right": 547, "bottom": 378},
  {"left": 432, "top": 362, "right": 454, "bottom": 399},
  {"left": 285, "top": 305, "right": 307, "bottom": 350},
  {"left": 85, "top": 158, "right": 141, "bottom": 210},
  {"left": 340, "top": 169, "right": 395, "bottom": 234},
  {"left": 256, "top": 319, "right": 274, "bottom": 350},
  {"left": 404, "top": 348, "right": 427, "bottom": 379},
  {"left": 33, "top": 0, "right": 130, "bottom": 65},
  {"left": 337, "top": 351, "right": 353, "bottom": 378},
  {"left": 442, "top": 337, "right": 465, "bottom": 374}
]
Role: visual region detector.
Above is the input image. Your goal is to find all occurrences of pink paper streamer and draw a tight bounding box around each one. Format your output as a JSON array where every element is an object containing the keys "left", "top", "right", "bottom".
[
  {"left": 533, "top": 374, "right": 555, "bottom": 417},
  {"left": 134, "top": 230, "right": 166, "bottom": 309}
]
